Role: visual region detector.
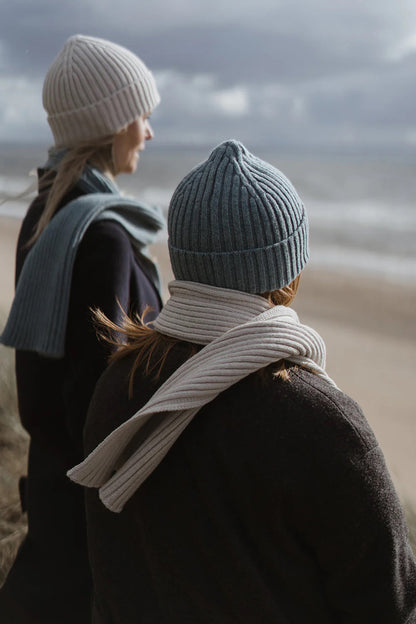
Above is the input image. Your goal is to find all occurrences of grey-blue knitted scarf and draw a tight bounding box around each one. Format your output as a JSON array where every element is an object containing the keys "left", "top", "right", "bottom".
[{"left": 0, "top": 157, "right": 165, "bottom": 358}]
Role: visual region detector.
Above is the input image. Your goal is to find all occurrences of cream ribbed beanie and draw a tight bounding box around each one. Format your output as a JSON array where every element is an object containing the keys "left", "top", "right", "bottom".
[{"left": 43, "top": 34, "right": 160, "bottom": 147}]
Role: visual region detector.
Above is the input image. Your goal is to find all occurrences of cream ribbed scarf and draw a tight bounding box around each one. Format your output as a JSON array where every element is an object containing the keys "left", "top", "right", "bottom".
[{"left": 68, "top": 281, "right": 336, "bottom": 512}]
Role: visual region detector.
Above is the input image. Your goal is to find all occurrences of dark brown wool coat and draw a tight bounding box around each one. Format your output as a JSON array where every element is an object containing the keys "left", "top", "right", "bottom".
[{"left": 84, "top": 344, "right": 416, "bottom": 624}]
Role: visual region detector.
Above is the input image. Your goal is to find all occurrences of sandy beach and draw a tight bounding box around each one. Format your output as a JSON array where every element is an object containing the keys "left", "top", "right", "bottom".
[{"left": 1, "top": 216, "right": 415, "bottom": 506}]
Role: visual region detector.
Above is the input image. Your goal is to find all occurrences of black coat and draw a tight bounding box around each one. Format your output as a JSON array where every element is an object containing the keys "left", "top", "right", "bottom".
[
  {"left": 84, "top": 345, "right": 416, "bottom": 624},
  {"left": 0, "top": 175, "right": 162, "bottom": 624}
]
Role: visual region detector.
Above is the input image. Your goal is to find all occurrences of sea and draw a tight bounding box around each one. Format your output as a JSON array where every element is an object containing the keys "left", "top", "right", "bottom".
[{"left": 1, "top": 143, "right": 416, "bottom": 285}]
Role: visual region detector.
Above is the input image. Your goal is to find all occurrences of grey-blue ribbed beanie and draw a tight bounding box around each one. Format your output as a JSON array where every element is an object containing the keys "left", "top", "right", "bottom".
[{"left": 168, "top": 139, "right": 309, "bottom": 293}]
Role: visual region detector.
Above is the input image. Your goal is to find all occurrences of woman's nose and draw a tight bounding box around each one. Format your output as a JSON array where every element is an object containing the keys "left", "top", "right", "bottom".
[{"left": 145, "top": 121, "right": 154, "bottom": 141}]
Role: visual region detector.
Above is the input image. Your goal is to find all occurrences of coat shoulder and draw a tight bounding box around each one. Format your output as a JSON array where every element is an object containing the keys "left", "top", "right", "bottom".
[
  {"left": 290, "top": 367, "right": 377, "bottom": 452},
  {"left": 212, "top": 365, "right": 381, "bottom": 485}
]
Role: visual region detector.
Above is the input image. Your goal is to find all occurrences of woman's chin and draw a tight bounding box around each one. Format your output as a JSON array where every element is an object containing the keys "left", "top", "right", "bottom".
[
  {"left": 117, "top": 158, "right": 139, "bottom": 176},
  {"left": 130, "top": 153, "right": 140, "bottom": 172}
]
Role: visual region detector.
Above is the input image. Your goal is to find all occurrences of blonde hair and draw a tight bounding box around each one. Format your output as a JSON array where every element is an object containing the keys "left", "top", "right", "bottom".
[
  {"left": 95, "top": 275, "right": 301, "bottom": 396},
  {"left": 28, "top": 134, "right": 117, "bottom": 246}
]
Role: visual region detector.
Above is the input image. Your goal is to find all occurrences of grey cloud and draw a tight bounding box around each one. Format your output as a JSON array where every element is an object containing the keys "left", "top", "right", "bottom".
[
  {"left": 305, "top": 55, "right": 416, "bottom": 128},
  {"left": 0, "top": 0, "right": 415, "bottom": 150},
  {"left": 0, "top": 0, "right": 410, "bottom": 78},
  {"left": 0, "top": 20, "right": 366, "bottom": 84},
  {"left": 135, "top": 25, "right": 377, "bottom": 86}
]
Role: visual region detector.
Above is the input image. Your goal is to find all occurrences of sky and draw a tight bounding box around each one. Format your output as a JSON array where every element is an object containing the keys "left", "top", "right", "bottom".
[{"left": 1, "top": 0, "right": 416, "bottom": 151}]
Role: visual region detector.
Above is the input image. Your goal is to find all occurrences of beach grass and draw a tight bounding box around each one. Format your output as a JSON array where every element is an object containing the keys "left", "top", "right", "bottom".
[
  {"left": 0, "top": 337, "right": 28, "bottom": 587},
  {"left": 406, "top": 504, "right": 416, "bottom": 556}
]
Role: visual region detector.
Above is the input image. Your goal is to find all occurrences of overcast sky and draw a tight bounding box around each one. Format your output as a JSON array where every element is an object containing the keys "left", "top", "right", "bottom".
[{"left": 1, "top": 0, "right": 416, "bottom": 151}]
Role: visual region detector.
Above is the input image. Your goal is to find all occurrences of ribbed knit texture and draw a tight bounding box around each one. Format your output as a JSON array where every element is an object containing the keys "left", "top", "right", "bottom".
[
  {"left": 43, "top": 34, "right": 160, "bottom": 147},
  {"left": 0, "top": 169, "right": 164, "bottom": 357},
  {"left": 68, "top": 280, "right": 336, "bottom": 512},
  {"left": 168, "top": 140, "right": 309, "bottom": 293}
]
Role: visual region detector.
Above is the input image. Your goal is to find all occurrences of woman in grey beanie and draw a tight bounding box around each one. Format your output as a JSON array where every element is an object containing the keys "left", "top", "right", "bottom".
[
  {"left": 70, "top": 140, "right": 415, "bottom": 623},
  {"left": 0, "top": 35, "right": 164, "bottom": 623}
]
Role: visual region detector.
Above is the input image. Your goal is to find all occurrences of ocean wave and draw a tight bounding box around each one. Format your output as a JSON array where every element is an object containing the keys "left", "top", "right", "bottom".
[
  {"left": 1, "top": 172, "right": 415, "bottom": 282},
  {"left": 310, "top": 246, "right": 416, "bottom": 283},
  {"left": 306, "top": 198, "right": 416, "bottom": 232}
]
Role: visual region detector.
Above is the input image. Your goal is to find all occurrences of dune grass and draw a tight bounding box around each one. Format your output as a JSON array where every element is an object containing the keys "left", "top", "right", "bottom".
[
  {"left": 406, "top": 504, "right": 416, "bottom": 556},
  {"left": 0, "top": 341, "right": 28, "bottom": 587}
]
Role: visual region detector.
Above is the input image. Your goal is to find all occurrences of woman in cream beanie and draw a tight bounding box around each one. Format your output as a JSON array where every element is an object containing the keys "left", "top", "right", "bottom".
[{"left": 0, "top": 34, "right": 163, "bottom": 623}]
